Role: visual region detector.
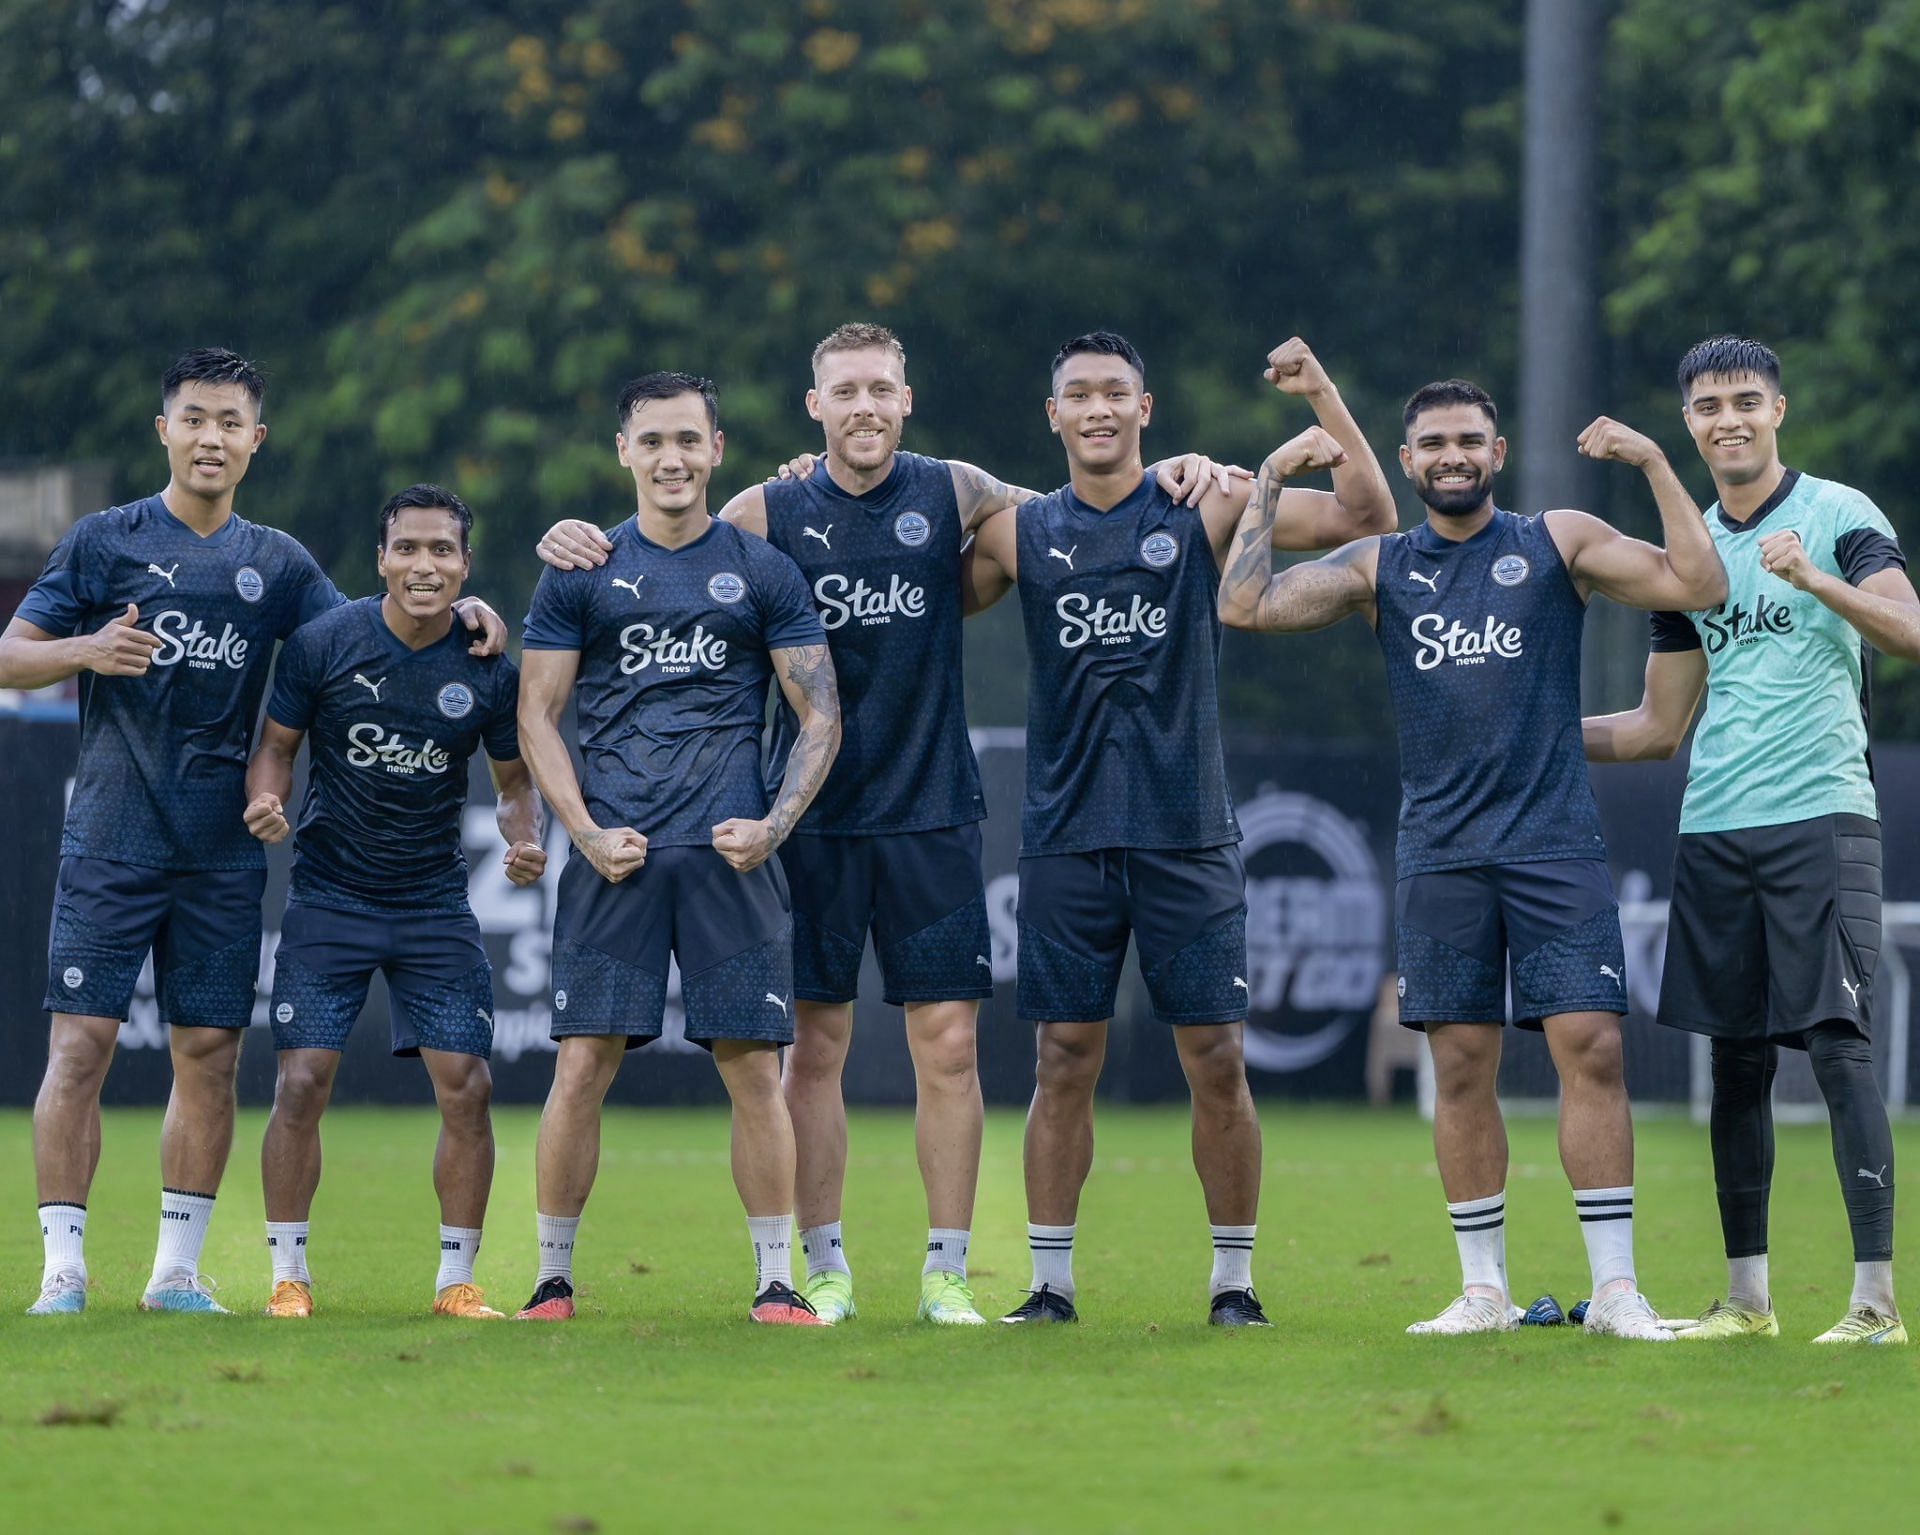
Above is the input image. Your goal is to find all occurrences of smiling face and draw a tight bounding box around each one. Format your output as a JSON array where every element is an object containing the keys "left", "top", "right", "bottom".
[
  {"left": 617, "top": 391, "right": 723, "bottom": 515},
  {"left": 1399, "top": 403, "right": 1505, "bottom": 517},
  {"left": 808, "top": 345, "right": 911, "bottom": 472},
  {"left": 1683, "top": 371, "right": 1786, "bottom": 488},
  {"left": 1047, "top": 352, "right": 1151, "bottom": 473},
  {"left": 378, "top": 506, "right": 469, "bottom": 621},
  {"left": 155, "top": 382, "right": 266, "bottom": 504}
]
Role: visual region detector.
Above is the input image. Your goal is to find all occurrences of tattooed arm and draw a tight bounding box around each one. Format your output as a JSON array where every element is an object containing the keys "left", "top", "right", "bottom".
[
  {"left": 948, "top": 460, "right": 1041, "bottom": 536},
  {"left": 518, "top": 648, "right": 649, "bottom": 882},
  {"left": 1218, "top": 442, "right": 1380, "bottom": 632},
  {"left": 711, "top": 643, "right": 842, "bottom": 872}
]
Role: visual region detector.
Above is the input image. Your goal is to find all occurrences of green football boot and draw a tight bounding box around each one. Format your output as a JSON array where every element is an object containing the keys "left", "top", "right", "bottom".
[
  {"left": 802, "top": 1269, "right": 856, "bottom": 1325},
  {"left": 1811, "top": 1306, "right": 1907, "bottom": 1344},
  {"left": 917, "top": 1271, "right": 987, "bottom": 1326},
  {"left": 1673, "top": 1299, "right": 1778, "bottom": 1338}
]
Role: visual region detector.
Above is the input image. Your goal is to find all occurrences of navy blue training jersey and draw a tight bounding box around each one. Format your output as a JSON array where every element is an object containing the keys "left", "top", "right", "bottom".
[
  {"left": 762, "top": 453, "right": 984, "bottom": 834},
  {"left": 15, "top": 494, "right": 343, "bottom": 871},
  {"left": 1015, "top": 479, "right": 1239, "bottom": 854},
  {"left": 521, "top": 517, "right": 825, "bottom": 846},
  {"left": 268, "top": 597, "right": 520, "bottom": 913},
  {"left": 1373, "top": 509, "right": 1608, "bottom": 877}
]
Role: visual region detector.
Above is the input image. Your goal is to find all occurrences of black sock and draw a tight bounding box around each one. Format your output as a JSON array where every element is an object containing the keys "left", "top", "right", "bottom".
[
  {"left": 1806, "top": 1023, "right": 1895, "bottom": 1263},
  {"left": 1709, "top": 1037, "right": 1777, "bottom": 1259}
]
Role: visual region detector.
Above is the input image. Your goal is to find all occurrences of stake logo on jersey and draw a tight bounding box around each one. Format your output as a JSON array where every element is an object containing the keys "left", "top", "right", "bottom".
[
  {"left": 268, "top": 596, "right": 520, "bottom": 913},
  {"left": 1373, "top": 508, "right": 1604, "bottom": 876},
  {"left": 523, "top": 516, "right": 824, "bottom": 847},
  {"left": 761, "top": 452, "right": 983, "bottom": 835},
  {"left": 1650, "top": 470, "right": 1908, "bottom": 835},
  {"left": 1015, "top": 477, "right": 1238, "bottom": 854},
  {"left": 13, "top": 494, "right": 344, "bottom": 871}
]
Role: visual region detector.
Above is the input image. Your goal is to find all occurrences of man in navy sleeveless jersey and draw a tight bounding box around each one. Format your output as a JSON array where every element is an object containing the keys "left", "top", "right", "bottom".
[
  {"left": 963, "top": 333, "right": 1398, "bottom": 1325},
  {"left": 1219, "top": 378, "right": 1727, "bottom": 1340},
  {"left": 241, "top": 485, "right": 544, "bottom": 1322},
  {"left": 516, "top": 373, "right": 841, "bottom": 1326},
  {"left": 1, "top": 349, "right": 508, "bottom": 1318},
  {"left": 533, "top": 323, "right": 1234, "bottom": 1326}
]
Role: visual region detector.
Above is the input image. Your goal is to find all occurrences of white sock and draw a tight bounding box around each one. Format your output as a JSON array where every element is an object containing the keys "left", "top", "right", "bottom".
[
  {"left": 748, "top": 1214, "right": 794, "bottom": 1291},
  {"left": 924, "top": 1228, "right": 970, "bottom": 1279},
  {"left": 536, "top": 1213, "right": 579, "bottom": 1285},
  {"left": 1852, "top": 1260, "right": 1897, "bottom": 1316},
  {"left": 150, "top": 1188, "right": 215, "bottom": 1286},
  {"left": 801, "top": 1221, "right": 850, "bottom": 1280},
  {"left": 437, "top": 1225, "right": 482, "bottom": 1290},
  {"left": 1209, "top": 1224, "right": 1256, "bottom": 1296},
  {"left": 266, "top": 1221, "right": 311, "bottom": 1284},
  {"left": 1574, "top": 1185, "right": 1636, "bottom": 1295},
  {"left": 1028, "top": 1223, "right": 1076, "bottom": 1298},
  {"left": 40, "top": 1203, "right": 87, "bottom": 1284},
  {"left": 1448, "top": 1192, "right": 1509, "bottom": 1299},
  {"left": 1727, "top": 1253, "right": 1769, "bottom": 1312}
]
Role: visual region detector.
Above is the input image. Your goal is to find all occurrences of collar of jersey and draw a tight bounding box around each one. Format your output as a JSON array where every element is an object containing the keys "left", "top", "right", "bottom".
[
  {"left": 1061, "top": 474, "right": 1157, "bottom": 520},
  {"left": 627, "top": 515, "right": 722, "bottom": 556},
  {"left": 152, "top": 492, "right": 241, "bottom": 547},
  {"left": 1410, "top": 506, "right": 1506, "bottom": 554},
  {"left": 809, "top": 455, "right": 905, "bottom": 508},
  {"left": 1714, "top": 468, "right": 1802, "bottom": 535},
  {"left": 361, "top": 594, "right": 464, "bottom": 661}
]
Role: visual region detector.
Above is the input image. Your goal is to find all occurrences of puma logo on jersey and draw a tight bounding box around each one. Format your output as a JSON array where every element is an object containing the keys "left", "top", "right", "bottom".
[
  {"left": 1048, "top": 545, "right": 1077, "bottom": 570},
  {"left": 765, "top": 993, "right": 788, "bottom": 1016},
  {"left": 1842, "top": 977, "right": 1860, "bottom": 1007},
  {"left": 147, "top": 562, "right": 179, "bottom": 587},
  {"left": 1408, "top": 570, "right": 1438, "bottom": 593},
  {"left": 1232, "top": 976, "right": 1250, "bottom": 993},
  {"left": 611, "top": 576, "right": 646, "bottom": 599},
  {"left": 1600, "top": 965, "right": 1621, "bottom": 986},
  {"left": 1859, "top": 1164, "right": 1888, "bottom": 1187},
  {"left": 975, "top": 955, "right": 992, "bottom": 970},
  {"left": 353, "top": 673, "right": 387, "bottom": 702},
  {"left": 803, "top": 525, "right": 833, "bottom": 550}
]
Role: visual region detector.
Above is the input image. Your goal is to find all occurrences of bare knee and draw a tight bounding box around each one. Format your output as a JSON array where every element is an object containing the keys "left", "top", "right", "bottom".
[
  {"left": 908, "top": 1008, "right": 978, "bottom": 1093},
  {"left": 716, "top": 1040, "right": 785, "bottom": 1108},
  {"left": 272, "top": 1053, "right": 338, "bottom": 1127},
  {"left": 1552, "top": 1020, "right": 1625, "bottom": 1093},
  {"left": 1176, "top": 1025, "right": 1249, "bottom": 1106},
  {"left": 1429, "top": 1026, "right": 1501, "bottom": 1107},
  {"left": 550, "top": 1039, "right": 623, "bottom": 1110},
  {"left": 433, "top": 1057, "right": 493, "bottom": 1133},
  {"left": 171, "top": 1025, "right": 243, "bottom": 1087},
  {"left": 1035, "top": 1027, "right": 1103, "bottom": 1098},
  {"left": 787, "top": 1007, "right": 852, "bottom": 1084},
  {"left": 42, "top": 1017, "right": 118, "bottom": 1101}
]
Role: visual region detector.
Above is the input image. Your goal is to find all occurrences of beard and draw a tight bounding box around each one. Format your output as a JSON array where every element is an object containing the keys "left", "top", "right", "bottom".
[{"left": 1416, "top": 470, "right": 1490, "bottom": 516}]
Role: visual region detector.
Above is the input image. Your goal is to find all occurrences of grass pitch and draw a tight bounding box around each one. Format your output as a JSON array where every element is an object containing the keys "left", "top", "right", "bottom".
[{"left": 3, "top": 1104, "right": 1918, "bottom": 1533}]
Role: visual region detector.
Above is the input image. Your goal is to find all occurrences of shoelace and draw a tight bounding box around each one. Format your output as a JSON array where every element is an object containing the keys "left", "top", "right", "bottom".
[{"left": 40, "top": 1267, "right": 86, "bottom": 1298}]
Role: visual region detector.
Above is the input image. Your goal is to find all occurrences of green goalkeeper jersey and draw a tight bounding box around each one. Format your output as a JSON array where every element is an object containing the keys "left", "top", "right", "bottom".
[{"left": 1649, "top": 469, "right": 1906, "bottom": 834}]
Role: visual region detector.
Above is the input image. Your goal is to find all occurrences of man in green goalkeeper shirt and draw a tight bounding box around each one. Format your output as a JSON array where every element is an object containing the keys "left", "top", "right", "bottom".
[{"left": 1586, "top": 336, "right": 1920, "bottom": 1344}]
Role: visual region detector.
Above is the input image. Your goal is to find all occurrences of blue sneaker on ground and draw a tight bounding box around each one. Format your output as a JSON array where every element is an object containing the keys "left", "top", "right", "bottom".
[
  {"left": 139, "top": 1271, "right": 229, "bottom": 1314},
  {"left": 26, "top": 1269, "right": 87, "bottom": 1315}
]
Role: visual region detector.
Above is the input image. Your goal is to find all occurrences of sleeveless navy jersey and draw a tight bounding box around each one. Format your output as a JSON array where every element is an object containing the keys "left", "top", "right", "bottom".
[
  {"left": 1373, "top": 509, "right": 1608, "bottom": 877},
  {"left": 761, "top": 453, "right": 984, "bottom": 835},
  {"left": 521, "top": 517, "right": 825, "bottom": 845},
  {"left": 1015, "top": 479, "right": 1239, "bottom": 854},
  {"left": 267, "top": 597, "right": 521, "bottom": 913},
  {"left": 15, "top": 493, "right": 343, "bottom": 870}
]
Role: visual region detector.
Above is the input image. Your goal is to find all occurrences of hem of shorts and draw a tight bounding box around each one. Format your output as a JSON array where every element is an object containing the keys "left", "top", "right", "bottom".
[
  {"left": 58, "top": 846, "right": 266, "bottom": 874},
  {"left": 550, "top": 1023, "right": 663, "bottom": 1041},
  {"left": 683, "top": 1025, "right": 794, "bottom": 1045},
  {"left": 1656, "top": 1012, "right": 1866, "bottom": 1043},
  {"left": 43, "top": 997, "right": 131, "bottom": 1022},
  {"left": 1024, "top": 1008, "right": 1120, "bottom": 1025},
  {"left": 883, "top": 985, "right": 996, "bottom": 1006},
  {"left": 1515, "top": 997, "right": 1629, "bottom": 1022},
  {"left": 1676, "top": 805, "right": 1881, "bottom": 837},
  {"left": 288, "top": 890, "right": 473, "bottom": 918},
  {"left": 1396, "top": 1010, "right": 1503, "bottom": 1030},
  {"left": 391, "top": 1041, "right": 490, "bottom": 1061},
  {"left": 1019, "top": 834, "right": 1242, "bottom": 858},
  {"left": 158, "top": 1014, "right": 253, "bottom": 1031},
  {"left": 787, "top": 811, "right": 987, "bottom": 838},
  {"left": 793, "top": 987, "right": 859, "bottom": 1006},
  {"left": 1157, "top": 1007, "right": 1248, "bottom": 1026},
  {"left": 1395, "top": 847, "right": 1604, "bottom": 879}
]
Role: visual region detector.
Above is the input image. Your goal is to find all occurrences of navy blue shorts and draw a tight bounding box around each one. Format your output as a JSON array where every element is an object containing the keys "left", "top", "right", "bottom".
[
  {"left": 269, "top": 903, "right": 494, "bottom": 1058},
  {"left": 550, "top": 843, "right": 793, "bottom": 1048},
  {"left": 1394, "top": 858, "right": 1626, "bottom": 1030},
  {"left": 1017, "top": 846, "right": 1248, "bottom": 1025},
  {"left": 781, "top": 824, "right": 992, "bottom": 1006},
  {"left": 44, "top": 856, "right": 265, "bottom": 1028}
]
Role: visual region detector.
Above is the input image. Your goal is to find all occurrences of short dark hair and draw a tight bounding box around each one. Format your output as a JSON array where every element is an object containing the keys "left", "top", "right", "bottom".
[
  {"left": 617, "top": 371, "right": 719, "bottom": 432},
  {"left": 378, "top": 483, "right": 473, "bottom": 552},
  {"left": 162, "top": 347, "right": 266, "bottom": 415},
  {"left": 1403, "top": 379, "right": 1498, "bottom": 433},
  {"left": 1677, "top": 335, "right": 1781, "bottom": 399},
  {"left": 1051, "top": 331, "right": 1145, "bottom": 387}
]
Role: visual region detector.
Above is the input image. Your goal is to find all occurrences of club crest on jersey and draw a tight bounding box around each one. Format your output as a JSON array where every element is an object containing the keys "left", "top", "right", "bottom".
[
  {"left": 1056, "top": 592, "right": 1168, "bottom": 649},
  {"left": 894, "top": 511, "right": 931, "bottom": 548},
  {"left": 621, "top": 621, "right": 728, "bottom": 674},
  {"left": 1491, "top": 554, "right": 1529, "bottom": 587},
  {"left": 234, "top": 565, "right": 265, "bottom": 602},
  {"left": 437, "top": 682, "right": 475, "bottom": 719},
  {"left": 275, "top": 1002, "right": 294, "bottom": 1024},
  {"left": 346, "top": 723, "right": 452, "bottom": 776},
  {"left": 1140, "top": 532, "right": 1179, "bottom": 569},
  {"left": 1411, "top": 612, "right": 1523, "bottom": 671},
  {"left": 553, "top": 989, "right": 568, "bottom": 1012},
  {"left": 815, "top": 572, "right": 927, "bottom": 630},
  {"left": 707, "top": 571, "right": 746, "bottom": 604},
  {"left": 62, "top": 965, "right": 84, "bottom": 989}
]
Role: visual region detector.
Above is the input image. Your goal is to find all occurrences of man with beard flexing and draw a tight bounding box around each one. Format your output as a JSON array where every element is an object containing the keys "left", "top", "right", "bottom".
[{"left": 1218, "top": 379, "right": 1726, "bottom": 1340}]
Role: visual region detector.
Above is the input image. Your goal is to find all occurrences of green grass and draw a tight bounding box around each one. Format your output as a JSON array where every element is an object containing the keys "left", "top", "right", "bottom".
[{"left": 3, "top": 1105, "right": 1918, "bottom": 1533}]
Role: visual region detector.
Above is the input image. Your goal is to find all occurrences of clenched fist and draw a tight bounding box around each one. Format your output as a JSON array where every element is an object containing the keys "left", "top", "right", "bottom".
[
  {"left": 1264, "top": 337, "right": 1332, "bottom": 398},
  {"left": 574, "top": 825, "right": 648, "bottom": 883},
  {"left": 1577, "top": 416, "right": 1662, "bottom": 470},
  {"left": 503, "top": 840, "right": 548, "bottom": 887},
  {"left": 711, "top": 817, "right": 777, "bottom": 873},
  {"left": 244, "top": 792, "right": 291, "bottom": 844},
  {"left": 1269, "top": 425, "right": 1348, "bottom": 479}
]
